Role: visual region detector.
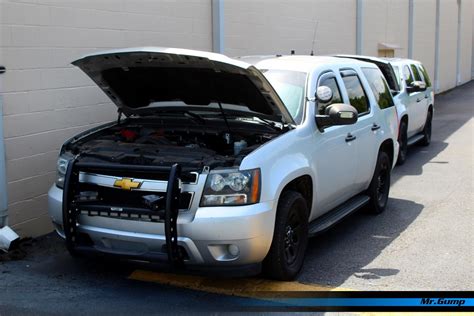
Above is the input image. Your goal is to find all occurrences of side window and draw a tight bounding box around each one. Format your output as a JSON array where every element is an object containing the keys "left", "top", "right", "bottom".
[
  {"left": 392, "top": 65, "right": 402, "bottom": 87},
  {"left": 317, "top": 77, "right": 343, "bottom": 115},
  {"left": 361, "top": 67, "right": 394, "bottom": 109},
  {"left": 417, "top": 64, "right": 432, "bottom": 87},
  {"left": 410, "top": 64, "right": 422, "bottom": 81},
  {"left": 403, "top": 65, "right": 414, "bottom": 85},
  {"left": 341, "top": 74, "right": 369, "bottom": 115}
]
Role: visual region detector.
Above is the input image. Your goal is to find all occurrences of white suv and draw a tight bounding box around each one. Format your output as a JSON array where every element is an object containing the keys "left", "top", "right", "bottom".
[
  {"left": 336, "top": 55, "right": 434, "bottom": 164},
  {"left": 48, "top": 48, "right": 398, "bottom": 280}
]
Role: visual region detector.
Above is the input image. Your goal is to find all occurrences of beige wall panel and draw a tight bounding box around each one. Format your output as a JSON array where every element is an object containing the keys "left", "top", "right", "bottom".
[
  {"left": 224, "top": 0, "right": 357, "bottom": 57},
  {"left": 413, "top": 0, "right": 436, "bottom": 85},
  {"left": 438, "top": 0, "right": 458, "bottom": 92},
  {"left": 0, "top": 0, "right": 212, "bottom": 236},
  {"left": 459, "top": 0, "right": 473, "bottom": 84},
  {"left": 362, "top": 0, "right": 409, "bottom": 58}
]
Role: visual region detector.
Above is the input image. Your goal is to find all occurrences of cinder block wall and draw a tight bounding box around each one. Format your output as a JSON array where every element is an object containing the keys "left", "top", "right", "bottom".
[
  {"left": 224, "top": 0, "right": 357, "bottom": 57},
  {"left": 0, "top": 0, "right": 212, "bottom": 236}
]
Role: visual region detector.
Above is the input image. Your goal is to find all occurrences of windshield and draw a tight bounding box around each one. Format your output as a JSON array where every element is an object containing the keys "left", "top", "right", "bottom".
[{"left": 260, "top": 69, "right": 307, "bottom": 124}]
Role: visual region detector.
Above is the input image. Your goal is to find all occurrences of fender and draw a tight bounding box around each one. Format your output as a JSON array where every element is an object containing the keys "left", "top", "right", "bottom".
[{"left": 239, "top": 127, "right": 316, "bottom": 215}]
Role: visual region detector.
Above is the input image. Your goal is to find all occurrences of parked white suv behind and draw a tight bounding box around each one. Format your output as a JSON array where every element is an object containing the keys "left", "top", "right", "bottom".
[
  {"left": 48, "top": 48, "right": 398, "bottom": 280},
  {"left": 336, "top": 55, "right": 434, "bottom": 165}
]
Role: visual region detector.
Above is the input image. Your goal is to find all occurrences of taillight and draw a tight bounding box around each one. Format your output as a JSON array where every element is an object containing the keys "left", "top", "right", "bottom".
[{"left": 395, "top": 108, "right": 400, "bottom": 137}]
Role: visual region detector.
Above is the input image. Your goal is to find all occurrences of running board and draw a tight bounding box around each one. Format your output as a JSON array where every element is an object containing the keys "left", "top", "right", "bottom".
[
  {"left": 407, "top": 133, "right": 425, "bottom": 146},
  {"left": 308, "top": 195, "right": 370, "bottom": 237}
]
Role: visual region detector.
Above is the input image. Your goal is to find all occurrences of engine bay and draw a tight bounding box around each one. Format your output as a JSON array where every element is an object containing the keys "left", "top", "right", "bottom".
[{"left": 66, "top": 118, "right": 283, "bottom": 171}]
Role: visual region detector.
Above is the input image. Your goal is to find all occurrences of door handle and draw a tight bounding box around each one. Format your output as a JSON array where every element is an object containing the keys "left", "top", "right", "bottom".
[
  {"left": 345, "top": 133, "right": 356, "bottom": 142},
  {"left": 371, "top": 123, "right": 381, "bottom": 131},
  {"left": 425, "top": 95, "right": 429, "bottom": 99},
  {"left": 416, "top": 98, "right": 422, "bottom": 103}
]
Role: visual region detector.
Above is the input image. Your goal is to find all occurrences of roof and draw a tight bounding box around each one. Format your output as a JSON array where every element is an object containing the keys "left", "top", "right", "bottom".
[{"left": 236, "top": 55, "right": 377, "bottom": 72}]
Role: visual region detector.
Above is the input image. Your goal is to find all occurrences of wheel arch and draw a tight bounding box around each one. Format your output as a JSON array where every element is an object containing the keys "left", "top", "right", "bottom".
[
  {"left": 379, "top": 138, "right": 395, "bottom": 167},
  {"left": 278, "top": 175, "right": 313, "bottom": 215}
]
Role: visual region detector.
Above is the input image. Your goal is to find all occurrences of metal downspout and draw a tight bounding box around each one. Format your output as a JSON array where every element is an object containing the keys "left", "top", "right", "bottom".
[
  {"left": 434, "top": 0, "right": 441, "bottom": 93},
  {"left": 0, "top": 66, "right": 8, "bottom": 227},
  {"left": 408, "top": 0, "right": 414, "bottom": 59},
  {"left": 356, "top": 0, "right": 364, "bottom": 55},
  {"left": 211, "top": 0, "right": 224, "bottom": 54},
  {"left": 456, "top": 0, "right": 462, "bottom": 85}
]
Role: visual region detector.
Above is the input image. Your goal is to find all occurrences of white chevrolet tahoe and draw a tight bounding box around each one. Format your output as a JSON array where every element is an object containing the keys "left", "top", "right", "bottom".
[
  {"left": 336, "top": 55, "right": 434, "bottom": 165},
  {"left": 48, "top": 48, "right": 398, "bottom": 280}
]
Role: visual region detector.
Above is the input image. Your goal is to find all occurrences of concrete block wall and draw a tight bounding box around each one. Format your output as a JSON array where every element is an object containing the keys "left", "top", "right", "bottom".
[
  {"left": 223, "top": 0, "right": 357, "bottom": 57},
  {"left": 0, "top": 0, "right": 212, "bottom": 236},
  {"left": 362, "top": 0, "right": 409, "bottom": 58}
]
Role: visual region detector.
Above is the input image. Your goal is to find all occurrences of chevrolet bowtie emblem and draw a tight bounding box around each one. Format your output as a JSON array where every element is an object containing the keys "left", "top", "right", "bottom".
[{"left": 113, "top": 178, "right": 142, "bottom": 190}]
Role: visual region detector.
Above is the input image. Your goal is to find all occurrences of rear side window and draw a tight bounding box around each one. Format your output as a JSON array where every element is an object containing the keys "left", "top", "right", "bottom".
[
  {"left": 362, "top": 68, "right": 395, "bottom": 109},
  {"left": 318, "top": 77, "right": 343, "bottom": 115},
  {"left": 341, "top": 74, "right": 369, "bottom": 115},
  {"left": 403, "top": 65, "right": 414, "bottom": 85},
  {"left": 417, "top": 64, "right": 432, "bottom": 87},
  {"left": 410, "top": 64, "right": 422, "bottom": 81}
]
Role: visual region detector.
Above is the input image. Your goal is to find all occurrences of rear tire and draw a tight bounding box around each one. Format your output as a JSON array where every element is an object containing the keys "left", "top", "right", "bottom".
[
  {"left": 396, "top": 121, "right": 408, "bottom": 166},
  {"left": 263, "top": 191, "right": 309, "bottom": 281},
  {"left": 366, "top": 151, "right": 391, "bottom": 214},
  {"left": 420, "top": 111, "right": 432, "bottom": 146}
]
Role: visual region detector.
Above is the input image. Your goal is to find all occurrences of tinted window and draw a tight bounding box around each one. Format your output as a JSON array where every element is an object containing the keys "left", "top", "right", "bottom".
[
  {"left": 410, "top": 64, "right": 422, "bottom": 81},
  {"left": 341, "top": 74, "right": 369, "bottom": 115},
  {"left": 403, "top": 65, "right": 414, "bottom": 85},
  {"left": 261, "top": 69, "right": 307, "bottom": 124},
  {"left": 392, "top": 65, "right": 402, "bottom": 86},
  {"left": 317, "top": 77, "right": 343, "bottom": 115},
  {"left": 362, "top": 68, "right": 394, "bottom": 109},
  {"left": 418, "top": 64, "right": 432, "bottom": 87}
]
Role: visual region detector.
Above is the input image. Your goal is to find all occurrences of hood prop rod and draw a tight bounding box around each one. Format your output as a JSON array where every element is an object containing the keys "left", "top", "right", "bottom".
[{"left": 211, "top": 75, "right": 232, "bottom": 139}]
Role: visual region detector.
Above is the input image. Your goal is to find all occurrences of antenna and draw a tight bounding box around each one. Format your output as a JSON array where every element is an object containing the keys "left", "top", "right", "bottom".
[{"left": 310, "top": 20, "right": 319, "bottom": 56}]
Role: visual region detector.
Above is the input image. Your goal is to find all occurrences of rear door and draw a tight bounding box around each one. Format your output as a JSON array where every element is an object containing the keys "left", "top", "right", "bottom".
[{"left": 339, "top": 69, "right": 378, "bottom": 192}]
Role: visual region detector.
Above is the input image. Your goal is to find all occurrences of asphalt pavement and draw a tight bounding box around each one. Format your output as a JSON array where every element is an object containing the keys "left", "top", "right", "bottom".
[{"left": 0, "top": 81, "right": 472, "bottom": 314}]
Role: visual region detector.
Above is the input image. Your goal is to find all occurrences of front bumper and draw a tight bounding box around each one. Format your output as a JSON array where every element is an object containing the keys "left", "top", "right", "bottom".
[{"left": 48, "top": 185, "right": 275, "bottom": 266}]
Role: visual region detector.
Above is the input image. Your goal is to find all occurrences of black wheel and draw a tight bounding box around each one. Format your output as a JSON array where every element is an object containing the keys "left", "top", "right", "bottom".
[
  {"left": 366, "top": 151, "right": 391, "bottom": 214},
  {"left": 396, "top": 120, "right": 408, "bottom": 165},
  {"left": 263, "top": 191, "right": 309, "bottom": 280},
  {"left": 420, "top": 110, "right": 432, "bottom": 146}
]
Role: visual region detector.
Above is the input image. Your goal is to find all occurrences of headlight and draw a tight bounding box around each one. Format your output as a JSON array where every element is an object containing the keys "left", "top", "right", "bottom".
[
  {"left": 55, "top": 154, "right": 72, "bottom": 189},
  {"left": 200, "top": 168, "right": 261, "bottom": 206}
]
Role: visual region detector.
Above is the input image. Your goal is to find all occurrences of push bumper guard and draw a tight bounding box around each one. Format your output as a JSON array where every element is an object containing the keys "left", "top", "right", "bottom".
[{"left": 62, "top": 160, "right": 185, "bottom": 266}]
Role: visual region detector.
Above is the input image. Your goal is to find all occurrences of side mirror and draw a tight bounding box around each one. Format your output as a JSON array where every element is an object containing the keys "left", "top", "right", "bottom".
[
  {"left": 406, "top": 81, "right": 426, "bottom": 93},
  {"left": 315, "top": 85, "right": 333, "bottom": 103},
  {"left": 315, "top": 103, "right": 358, "bottom": 131}
]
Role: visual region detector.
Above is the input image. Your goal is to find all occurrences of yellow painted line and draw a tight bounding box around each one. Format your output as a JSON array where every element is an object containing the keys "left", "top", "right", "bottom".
[{"left": 128, "top": 269, "right": 353, "bottom": 298}]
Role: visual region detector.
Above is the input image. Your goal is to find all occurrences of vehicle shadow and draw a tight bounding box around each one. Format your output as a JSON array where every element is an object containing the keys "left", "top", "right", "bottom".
[
  {"left": 392, "top": 81, "right": 473, "bottom": 183},
  {"left": 299, "top": 197, "right": 423, "bottom": 287}
]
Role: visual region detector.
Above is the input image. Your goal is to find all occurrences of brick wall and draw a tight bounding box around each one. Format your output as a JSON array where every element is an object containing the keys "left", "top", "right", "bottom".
[{"left": 0, "top": 0, "right": 212, "bottom": 236}]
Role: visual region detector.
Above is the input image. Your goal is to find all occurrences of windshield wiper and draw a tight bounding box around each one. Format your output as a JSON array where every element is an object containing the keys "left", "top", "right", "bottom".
[
  {"left": 237, "top": 116, "right": 283, "bottom": 132},
  {"left": 183, "top": 111, "right": 206, "bottom": 125}
]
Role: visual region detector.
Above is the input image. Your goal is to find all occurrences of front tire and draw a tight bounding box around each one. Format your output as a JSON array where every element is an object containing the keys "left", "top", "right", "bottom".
[
  {"left": 263, "top": 191, "right": 309, "bottom": 281},
  {"left": 396, "top": 120, "right": 408, "bottom": 165},
  {"left": 366, "top": 151, "right": 391, "bottom": 214},
  {"left": 420, "top": 110, "right": 432, "bottom": 146}
]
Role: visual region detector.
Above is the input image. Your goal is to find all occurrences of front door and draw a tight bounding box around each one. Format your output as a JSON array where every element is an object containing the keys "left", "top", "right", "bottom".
[{"left": 312, "top": 72, "right": 358, "bottom": 216}]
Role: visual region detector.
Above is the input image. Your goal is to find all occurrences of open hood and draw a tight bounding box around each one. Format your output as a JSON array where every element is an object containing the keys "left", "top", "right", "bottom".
[
  {"left": 334, "top": 54, "right": 400, "bottom": 93},
  {"left": 73, "top": 47, "right": 294, "bottom": 124}
]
